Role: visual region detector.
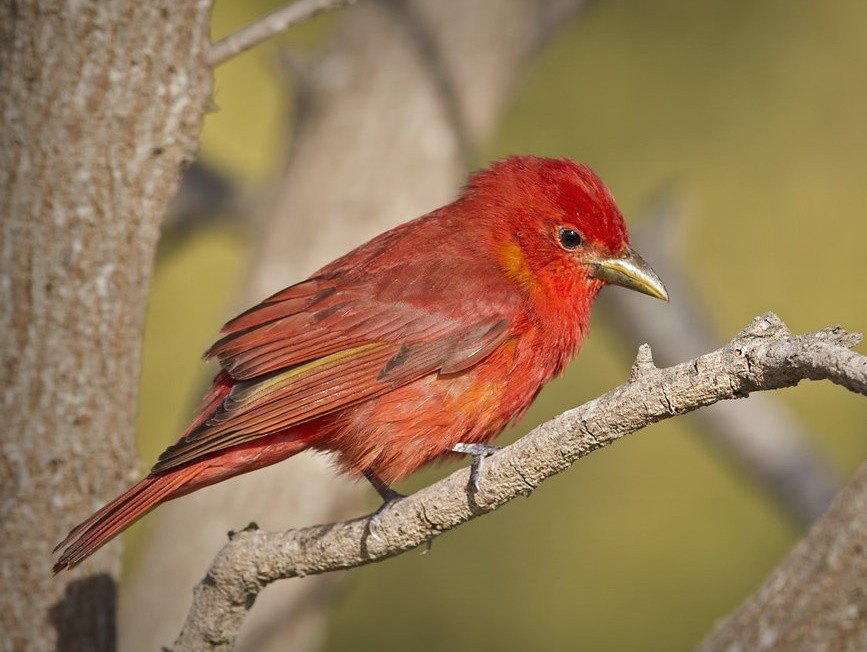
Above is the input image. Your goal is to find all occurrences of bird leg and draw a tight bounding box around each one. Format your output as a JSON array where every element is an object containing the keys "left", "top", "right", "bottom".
[
  {"left": 363, "top": 471, "right": 406, "bottom": 542},
  {"left": 451, "top": 442, "right": 501, "bottom": 496},
  {"left": 364, "top": 471, "right": 405, "bottom": 504}
]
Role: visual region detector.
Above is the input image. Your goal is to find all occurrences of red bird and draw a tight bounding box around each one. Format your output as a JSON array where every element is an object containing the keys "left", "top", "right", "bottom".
[{"left": 54, "top": 156, "right": 667, "bottom": 572}]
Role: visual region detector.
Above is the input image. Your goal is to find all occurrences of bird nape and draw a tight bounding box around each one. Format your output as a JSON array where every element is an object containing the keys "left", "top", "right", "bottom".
[{"left": 53, "top": 155, "right": 667, "bottom": 573}]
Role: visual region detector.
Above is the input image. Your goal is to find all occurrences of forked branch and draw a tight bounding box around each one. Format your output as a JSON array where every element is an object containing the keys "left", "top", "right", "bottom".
[{"left": 171, "top": 313, "right": 865, "bottom": 650}]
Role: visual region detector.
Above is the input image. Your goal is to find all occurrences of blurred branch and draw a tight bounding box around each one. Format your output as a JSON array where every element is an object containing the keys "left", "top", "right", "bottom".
[
  {"left": 377, "top": 0, "right": 472, "bottom": 165},
  {"left": 208, "top": 0, "right": 355, "bottom": 66},
  {"left": 160, "top": 162, "right": 246, "bottom": 255},
  {"left": 169, "top": 313, "right": 865, "bottom": 651},
  {"left": 599, "top": 192, "right": 841, "bottom": 526},
  {"left": 166, "top": 162, "right": 239, "bottom": 227}
]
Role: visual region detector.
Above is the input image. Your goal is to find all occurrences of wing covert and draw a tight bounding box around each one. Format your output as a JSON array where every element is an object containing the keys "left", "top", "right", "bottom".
[{"left": 153, "top": 271, "right": 519, "bottom": 473}]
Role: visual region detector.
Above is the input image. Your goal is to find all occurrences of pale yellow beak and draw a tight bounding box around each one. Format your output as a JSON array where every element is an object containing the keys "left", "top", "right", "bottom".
[{"left": 590, "top": 247, "right": 669, "bottom": 301}]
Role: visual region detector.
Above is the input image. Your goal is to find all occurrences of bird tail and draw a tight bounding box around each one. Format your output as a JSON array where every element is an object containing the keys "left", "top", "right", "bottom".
[
  {"left": 53, "top": 430, "right": 312, "bottom": 573},
  {"left": 53, "top": 370, "right": 321, "bottom": 572},
  {"left": 52, "top": 464, "right": 214, "bottom": 573}
]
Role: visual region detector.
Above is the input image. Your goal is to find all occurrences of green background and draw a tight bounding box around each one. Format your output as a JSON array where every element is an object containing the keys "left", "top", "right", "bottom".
[{"left": 138, "top": 1, "right": 867, "bottom": 650}]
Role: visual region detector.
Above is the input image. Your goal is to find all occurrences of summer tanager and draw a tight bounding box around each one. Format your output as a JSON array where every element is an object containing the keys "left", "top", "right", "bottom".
[{"left": 54, "top": 156, "right": 667, "bottom": 572}]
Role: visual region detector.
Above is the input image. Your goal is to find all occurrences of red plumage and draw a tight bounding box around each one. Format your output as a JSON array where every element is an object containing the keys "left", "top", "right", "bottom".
[{"left": 53, "top": 156, "right": 666, "bottom": 572}]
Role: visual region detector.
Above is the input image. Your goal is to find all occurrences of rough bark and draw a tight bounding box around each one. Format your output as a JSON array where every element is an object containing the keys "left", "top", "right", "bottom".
[
  {"left": 169, "top": 314, "right": 865, "bottom": 650},
  {"left": 698, "top": 462, "right": 867, "bottom": 652},
  {"left": 119, "top": 2, "right": 590, "bottom": 650},
  {"left": 0, "top": 2, "right": 212, "bottom": 650}
]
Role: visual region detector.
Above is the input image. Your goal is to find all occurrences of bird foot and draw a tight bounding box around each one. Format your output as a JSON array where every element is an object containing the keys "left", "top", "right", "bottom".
[
  {"left": 364, "top": 472, "right": 405, "bottom": 541},
  {"left": 451, "top": 442, "right": 501, "bottom": 498}
]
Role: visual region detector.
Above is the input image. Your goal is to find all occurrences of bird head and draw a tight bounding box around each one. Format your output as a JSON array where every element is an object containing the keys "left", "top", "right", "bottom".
[{"left": 464, "top": 156, "right": 668, "bottom": 305}]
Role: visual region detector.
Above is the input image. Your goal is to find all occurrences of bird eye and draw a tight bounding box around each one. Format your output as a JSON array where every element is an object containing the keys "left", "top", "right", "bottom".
[{"left": 558, "top": 227, "right": 583, "bottom": 250}]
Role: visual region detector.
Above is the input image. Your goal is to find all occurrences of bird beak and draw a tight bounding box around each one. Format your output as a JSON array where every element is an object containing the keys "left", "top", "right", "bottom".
[{"left": 590, "top": 247, "right": 669, "bottom": 301}]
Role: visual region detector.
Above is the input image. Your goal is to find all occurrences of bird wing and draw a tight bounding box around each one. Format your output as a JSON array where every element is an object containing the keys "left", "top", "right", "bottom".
[{"left": 151, "top": 274, "right": 515, "bottom": 473}]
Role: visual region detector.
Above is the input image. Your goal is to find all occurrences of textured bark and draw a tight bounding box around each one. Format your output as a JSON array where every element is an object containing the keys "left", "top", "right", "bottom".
[
  {"left": 119, "top": 2, "right": 590, "bottom": 651},
  {"left": 698, "top": 462, "right": 867, "bottom": 652},
  {"left": 169, "top": 314, "right": 865, "bottom": 650},
  {"left": 0, "top": 2, "right": 212, "bottom": 651}
]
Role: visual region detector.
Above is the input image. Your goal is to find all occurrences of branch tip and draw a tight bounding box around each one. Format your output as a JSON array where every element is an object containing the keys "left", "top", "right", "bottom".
[
  {"left": 739, "top": 312, "right": 789, "bottom": 340},
  {"left": 811, "top": 326, "right": 862, "bottom": 349},
  {"left": 630, "top": 343, "right": 657, "bottom": 380}
]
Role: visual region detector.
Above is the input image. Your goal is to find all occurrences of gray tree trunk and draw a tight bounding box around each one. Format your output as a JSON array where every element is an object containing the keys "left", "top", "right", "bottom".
[{"left": 0, "top": 2, "right": 212, "bottom": 650}]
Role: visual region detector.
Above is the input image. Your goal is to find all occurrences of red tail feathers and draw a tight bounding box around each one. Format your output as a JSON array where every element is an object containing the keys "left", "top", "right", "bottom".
[
  {"left": 53, "top": 427, "right": 313, "bottom": 573},
  {"left": 53, "top": 466, "right": 200, "bottom": 573}
]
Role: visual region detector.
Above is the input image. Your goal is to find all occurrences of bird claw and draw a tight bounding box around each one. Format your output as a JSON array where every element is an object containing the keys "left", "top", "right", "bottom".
[
  {"left": 451, "top": 442, "right": 501, "bottom": 499},
  {"left": 367, "top": 497, "right": 403, "bottom": 542},
  {"left": 364, "top": 471, "right": 405, "bottom": 541}
]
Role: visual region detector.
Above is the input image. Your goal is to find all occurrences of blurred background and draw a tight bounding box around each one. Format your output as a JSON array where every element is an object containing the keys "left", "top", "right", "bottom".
[{"left": 132, "top": 0, "right": 866, "bottom": 650}]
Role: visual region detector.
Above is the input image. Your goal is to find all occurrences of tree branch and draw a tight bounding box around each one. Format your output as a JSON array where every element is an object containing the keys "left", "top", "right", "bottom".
[
  {"left": 599, "top": 194, "right": 842, "bottom": 526},
  {"left": 170, "top": 313, "right": 865, "bottom": 650},
  {"left": 208, "top": 0, "right": 356, "bottom": 67}
]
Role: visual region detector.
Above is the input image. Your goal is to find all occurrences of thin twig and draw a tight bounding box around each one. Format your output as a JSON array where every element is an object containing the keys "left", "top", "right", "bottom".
[
  {"left": 208, "top": 0, "right": 356, "bottom": 67},
  {"left": 170, "top": 313, "right": 865, "bottom": 650}
]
